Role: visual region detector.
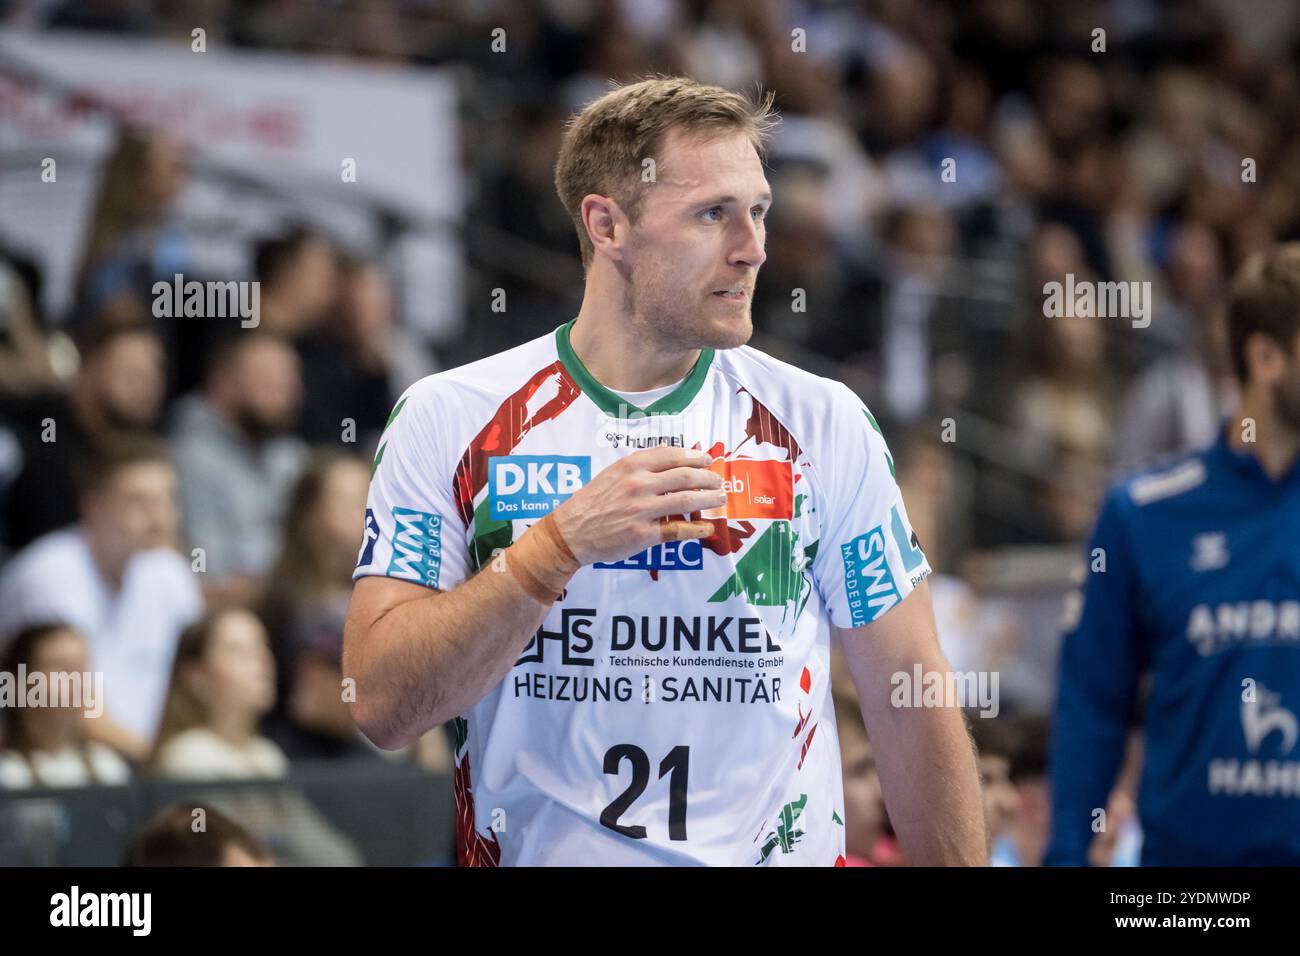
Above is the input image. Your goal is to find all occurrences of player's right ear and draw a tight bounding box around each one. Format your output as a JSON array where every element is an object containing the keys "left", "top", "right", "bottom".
[{"left": 580, "top": 193, "right": 627, "bottom": 264}]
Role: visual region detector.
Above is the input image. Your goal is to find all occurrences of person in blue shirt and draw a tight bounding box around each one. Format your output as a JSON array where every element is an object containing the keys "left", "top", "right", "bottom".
[{"left": 1048, "top": 243, "right": 1300, "bottom": 865}]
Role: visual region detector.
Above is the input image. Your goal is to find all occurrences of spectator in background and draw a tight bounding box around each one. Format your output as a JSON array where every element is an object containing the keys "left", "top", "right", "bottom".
[
  {"left": 296, "top": 257, "right": 435, "bottom": 449},
  {"left": 834, "top": 688, "right": 889, "bottom": 867},
  {"left": 0, "top": 255, "right": 57, "bottom": 398},
  {"left": 72, "top": 128, "right": 191, "bottom": 328},
  {"left": 151, "top": 608, "right": 286, "bottom": 778},
  {"left": 0, "top": 622, "right": 132, "bottom": 788},
  {"left": 260, "top": 452, "right": 451, "bottom": 768},
  {"left": 1007, "top": 223, "right": 1118, "bottom": 543},
  {"left": 259, "top": 452, "right": 378, "bottom": 760},
  {"left": 1, "top": 321, "right": 165, "bottom": 551},
  {"left": 893, "top": 429, "right": 1029, "bottom": 699},
  {"left": 170, "top": 332, "right": 306, "bottom": 605},
  {"left": 123, "top": 802, "right": 273, "bottom": 867},
  {"left": 0, "top": 438, "right": 201, "bottom": 762},
  {"left": 1007, "top": 715, "right": 1052, "bottom": 869},
  {"left": 158, "top": 226, "right": 339, "bottom": 405},
  {"left": 253, "top": 227, "right": 338, "bottom": 343},
  {"left": 1113, "top": 303, "right": 1239, "bottom": 474},
  {"left": 807, "top": 203, "right": 964, "bottom": 425},
  {"left": 968, "top": 717, "right": 1024, "bottom": 867},
  {"left": 1112, "top": 224, "right": 1240, "bottom": 472},
  {"left": 150, "top": 608, "right": 363, "bottom": 866},
  {"left": 831, "top": 647, "right": 904, "bottom": 866},
  {"left": 751, "top": 170, "right": 851, "bottom": 350}
]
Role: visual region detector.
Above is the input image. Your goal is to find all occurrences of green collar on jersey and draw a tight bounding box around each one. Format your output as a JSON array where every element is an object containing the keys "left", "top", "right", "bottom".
[{"left": 556, "top": 319, "right": 715, "bottom": 417}]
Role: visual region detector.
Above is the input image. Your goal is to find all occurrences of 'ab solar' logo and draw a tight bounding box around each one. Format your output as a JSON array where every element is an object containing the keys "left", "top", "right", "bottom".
[
  {"left": 387, "top": 508, "right": 443, "bottom": 588},
  {"left": 699, "top": 458, "right": 793, "bottom": 521},
  {"left": 489, "top": 455, "right": 590, "bottom": 520}
]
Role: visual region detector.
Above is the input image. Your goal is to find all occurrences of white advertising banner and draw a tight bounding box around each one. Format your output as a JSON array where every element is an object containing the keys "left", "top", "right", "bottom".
[{"left": 0, "top": 29, "right": 462, "bottom": 337}]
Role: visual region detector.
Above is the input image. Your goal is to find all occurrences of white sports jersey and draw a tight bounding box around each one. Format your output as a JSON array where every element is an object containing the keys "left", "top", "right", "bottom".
[{"left": 354, "top": 320, "right": 931, "bottom": 866}]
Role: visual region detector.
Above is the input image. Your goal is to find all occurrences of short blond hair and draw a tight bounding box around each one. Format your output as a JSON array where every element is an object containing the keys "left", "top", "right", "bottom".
[{"left": 553, "top": 76, "right": 778, "bottom": 268}]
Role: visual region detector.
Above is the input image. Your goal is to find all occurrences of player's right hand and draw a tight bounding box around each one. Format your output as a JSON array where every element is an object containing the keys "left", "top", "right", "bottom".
[{"left": 551, "top": 446, "right": 724, "bottom": 566}]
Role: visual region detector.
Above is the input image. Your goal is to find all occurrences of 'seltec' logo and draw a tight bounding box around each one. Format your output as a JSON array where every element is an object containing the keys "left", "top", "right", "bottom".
[
  {"left": 595, "top": 539, "right": 703, "bottom": 571},
  {"left": 489, "top": 455, "right": 590, "bottom": 520}
]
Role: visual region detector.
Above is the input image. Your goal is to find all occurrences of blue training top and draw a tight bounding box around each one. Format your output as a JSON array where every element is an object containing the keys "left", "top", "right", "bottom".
[{"left": 1047, "top": 429, "right": 1300, "bottom": 865}]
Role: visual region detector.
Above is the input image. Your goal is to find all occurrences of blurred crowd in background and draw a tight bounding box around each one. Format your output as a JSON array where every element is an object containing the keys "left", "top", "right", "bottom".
[{"left": 1, "top": 0, "right": 1297, "bottom": 865}]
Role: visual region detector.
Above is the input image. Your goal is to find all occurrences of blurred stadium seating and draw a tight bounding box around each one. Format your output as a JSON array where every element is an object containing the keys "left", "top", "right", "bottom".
[{"left": 2, "top": 0, "right": 1298, "bottom": 867}]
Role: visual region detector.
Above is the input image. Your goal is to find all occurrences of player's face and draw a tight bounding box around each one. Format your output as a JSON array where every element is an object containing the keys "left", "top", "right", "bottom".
[{"left": 622, "top": 128, "right": 770, "bottom": 351}]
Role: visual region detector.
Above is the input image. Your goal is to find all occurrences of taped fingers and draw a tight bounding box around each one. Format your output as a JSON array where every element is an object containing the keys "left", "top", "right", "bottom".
[{"left": 659, "top": 519, "right": 716, "bottom": 542}]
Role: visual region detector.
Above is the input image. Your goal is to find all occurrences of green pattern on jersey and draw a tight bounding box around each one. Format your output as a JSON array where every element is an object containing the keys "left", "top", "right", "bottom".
[
  {"left": 556, "top": 319, "right": 714, "bottom": 417},
  {"left": 861, "top": 407, "right": 894, "bottom": 477},
  {"left": 371, "top": 396, "right": 408, "bottom": 476},
  {"left": 756, "top": 793, "right": 808, "bottom": 863},
  {"left": 708, "top": 521, "right": 808, "bottom": 612},
  {"left": 469, "top": 496, "right": 514, "bottom": 572}
]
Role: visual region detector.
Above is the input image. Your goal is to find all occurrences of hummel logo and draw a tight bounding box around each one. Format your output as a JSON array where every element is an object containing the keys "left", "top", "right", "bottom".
[{"left": 1190, "top": 532, "right": 1229, "bottom": 572}]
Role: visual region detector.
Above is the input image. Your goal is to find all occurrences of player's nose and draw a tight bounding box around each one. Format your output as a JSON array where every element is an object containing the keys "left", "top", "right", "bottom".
[{"left": 728, "top": 217, "right": 767, "bottom": 270}]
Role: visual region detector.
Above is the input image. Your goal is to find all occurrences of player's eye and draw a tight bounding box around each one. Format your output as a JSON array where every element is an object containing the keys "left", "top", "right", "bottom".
[
  {"left": 751, "top": 206, "right": 767, "bottom": 222},
  {"left": 700, "top": 206, "right": 724, "bottom": 222}
]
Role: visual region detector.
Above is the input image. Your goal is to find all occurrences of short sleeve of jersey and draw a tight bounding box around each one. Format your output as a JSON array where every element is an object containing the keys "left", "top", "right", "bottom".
[
  {"left": 352, "top": 385, "right": 471, "bottom": 592},
  {"left": 808, "top": 384, "right": 932, "bottom": 629}
]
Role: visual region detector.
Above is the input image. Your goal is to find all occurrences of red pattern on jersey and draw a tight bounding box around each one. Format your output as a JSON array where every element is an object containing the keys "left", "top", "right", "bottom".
[
  {"left": 453, "top": 361, "right": 581, "bottom": 527},
  {"left": 735, "top": 387, "right": 803, "bottom": 462},
  {"left": 792, "top": 702, "right": 812, "bottom": 739},
  {"left": 454, "top": 750, "right": 501, "bottom": 867},
  {"left": 798, "top": 724, "right": 818, "bottom": 770}
]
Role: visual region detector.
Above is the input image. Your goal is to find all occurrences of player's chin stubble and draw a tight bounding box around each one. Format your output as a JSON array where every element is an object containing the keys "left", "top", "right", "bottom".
[{"left": 626, "top": 275, "right": 753, "bottom": 353}]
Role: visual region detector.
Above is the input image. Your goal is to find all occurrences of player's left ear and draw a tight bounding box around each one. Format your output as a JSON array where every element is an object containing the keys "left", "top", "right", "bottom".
[{"left": 580, "top": 193, "right": 627, "bottom": 264}]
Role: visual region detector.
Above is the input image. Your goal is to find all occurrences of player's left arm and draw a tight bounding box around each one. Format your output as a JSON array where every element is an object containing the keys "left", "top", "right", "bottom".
[
  {"left": 804, "top": 382, "right": 984, "bottom": 865},
  {"left": 835, "top": 581, "right": 987, "bottom": 866}
]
